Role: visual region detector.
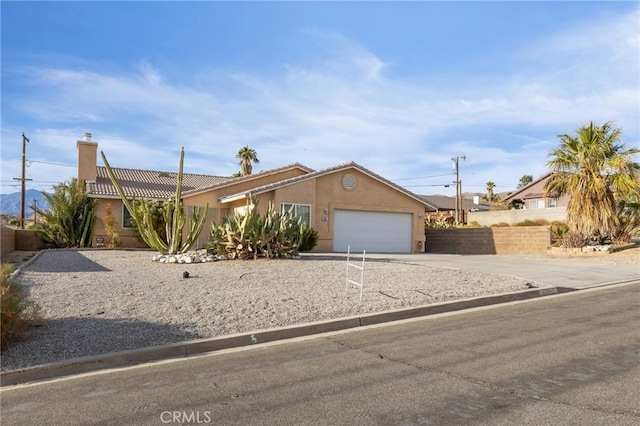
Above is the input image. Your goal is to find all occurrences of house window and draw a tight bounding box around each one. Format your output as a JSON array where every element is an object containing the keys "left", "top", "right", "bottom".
[
  {"left": 281, "top": 203, "right": 311, "bottom": 226},
  {"left": 548, "top": 198, "right": 557, "bottom": 208},
  {"left": 122, "top": 205, "right": 135, "bottom": 229},
  {"left": 528, "top": 199, "right": 545, "bottom": 209}
]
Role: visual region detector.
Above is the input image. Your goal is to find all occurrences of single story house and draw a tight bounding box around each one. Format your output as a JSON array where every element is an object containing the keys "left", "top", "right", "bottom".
[
  {"left": 502, "top": 172, "right": 570, "bottom": 210},
  {"left": 77, "top": 135, "right": 436, "bottom": 253}
]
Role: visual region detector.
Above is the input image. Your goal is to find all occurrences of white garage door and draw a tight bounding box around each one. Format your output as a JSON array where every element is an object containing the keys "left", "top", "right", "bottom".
[{"left": 333, "top": 210, "right": 412, "bottom": 253}]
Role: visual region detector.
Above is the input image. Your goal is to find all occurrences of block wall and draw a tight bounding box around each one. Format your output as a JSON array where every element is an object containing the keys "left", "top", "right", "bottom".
[
  {"left": 426, "top": 226, "right": 551, "bottom": 254},
  {"left": 1, "top": 226, "right": 16, "bottom": 255}
]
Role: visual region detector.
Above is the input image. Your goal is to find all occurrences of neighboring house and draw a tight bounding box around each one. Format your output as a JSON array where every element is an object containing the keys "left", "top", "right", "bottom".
[
  {"left": 77, "top": 135, "right": 435, "bottom": 253},
  {"left": 418, "top": 194, "right": 490, "bottom": 224},
  {"left": 502, "top": 172, "right": 570, "bottom": 210}
]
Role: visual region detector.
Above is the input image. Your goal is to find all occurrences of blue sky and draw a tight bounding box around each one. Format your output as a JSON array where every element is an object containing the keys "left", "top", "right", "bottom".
[{"left": 2, "top": 1, "right": 639, "bottom": 196}]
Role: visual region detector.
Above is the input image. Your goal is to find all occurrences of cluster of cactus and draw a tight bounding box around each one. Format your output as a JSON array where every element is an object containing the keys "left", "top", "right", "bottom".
[
  {"left": 424, "top": 215, "right": 456, "bottom": 230},
  {"left": 101, "top": 148, "right": 208, "bottom": 255},
  {"left": 207, "top": 201, "right": 305, "bottom": 260}
]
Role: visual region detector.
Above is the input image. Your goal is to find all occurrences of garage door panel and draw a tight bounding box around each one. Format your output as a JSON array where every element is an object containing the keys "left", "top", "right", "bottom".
[{"left": 333, "top": 210, "right": 412, "bottom": 253}]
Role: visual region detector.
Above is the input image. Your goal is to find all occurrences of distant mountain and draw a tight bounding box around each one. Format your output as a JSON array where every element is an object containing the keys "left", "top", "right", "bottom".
[{"left": 0, "top": 189, "right": 50, "bottom": 216}]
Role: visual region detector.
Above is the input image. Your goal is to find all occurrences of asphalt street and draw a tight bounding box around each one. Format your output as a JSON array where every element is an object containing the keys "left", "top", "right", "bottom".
[{"left": 1, "top": 282, "right": 638, "bottom": 425}]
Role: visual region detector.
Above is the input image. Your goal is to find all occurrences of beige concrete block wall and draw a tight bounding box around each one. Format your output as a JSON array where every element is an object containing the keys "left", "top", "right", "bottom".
[
  {"left": 426, "top": 226, "right": 550, "bottom": 254},
  {"left": 15, "top": 230, "right": 46, "bottom": 251},
  {"left": 1, "top": 226, "right": 16, "bottom": 255},
  {"left": 468, "top": 207, "right": 567, "bottom": 227}
]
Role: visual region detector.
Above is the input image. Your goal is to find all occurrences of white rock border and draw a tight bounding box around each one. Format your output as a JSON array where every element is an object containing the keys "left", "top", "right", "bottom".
[{"left": 151, "top": 250, "right": 226, "bottom": 264}]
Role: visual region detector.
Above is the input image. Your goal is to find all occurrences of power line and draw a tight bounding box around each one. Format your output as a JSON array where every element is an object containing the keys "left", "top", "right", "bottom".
[
  {"left": 27, "top": 160, "right": 75, "bottom": 168},
  {"left": 403, "top": 183, "right": 455, "bottom": 188},
  {"left": 392, "top": 172, "right": 455, "bottom": 182},
  {"left": 1, "top": 180, "right": 63, "bottom": 184}
]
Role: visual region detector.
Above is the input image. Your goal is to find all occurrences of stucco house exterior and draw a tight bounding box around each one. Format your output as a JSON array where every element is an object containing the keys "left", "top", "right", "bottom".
[
  {"left": 77, "top": 135, "right": 436, "bottom": 253},
  {"left": 502, "top": 172, "right": 570, "bottom": 210}
]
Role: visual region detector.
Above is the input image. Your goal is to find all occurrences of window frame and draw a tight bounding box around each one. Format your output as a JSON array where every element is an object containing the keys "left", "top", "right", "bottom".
[
  {"left": 280, "top": 203, "right": 312, "bottom": 227},
  {"left": 122, "top": 203, "right": 136, "bottom": 229},
  {"left": 528, "top": 199, "right": 545, "bottom": 209}
]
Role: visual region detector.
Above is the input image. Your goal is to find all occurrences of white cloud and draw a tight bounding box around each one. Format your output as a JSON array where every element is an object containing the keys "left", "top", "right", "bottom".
[{"left": 2, "top": 8, "right": 638, "bottom": 196}]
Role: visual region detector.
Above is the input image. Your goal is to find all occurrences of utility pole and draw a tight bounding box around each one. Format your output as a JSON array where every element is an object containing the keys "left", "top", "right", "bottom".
[
  {"left": 451, "top": 155, "right": 466, "bottom": 225},
  {"left": 13, "top": 133, "right": 32, "bottom": 229},
  {"left": 32, "top": 199, "right": 38, "bottom": 227}
]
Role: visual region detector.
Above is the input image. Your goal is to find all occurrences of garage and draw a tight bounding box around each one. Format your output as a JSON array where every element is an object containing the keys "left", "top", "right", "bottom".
[{"left": 333, "top": 210, "right": 413, "bottom": 253}]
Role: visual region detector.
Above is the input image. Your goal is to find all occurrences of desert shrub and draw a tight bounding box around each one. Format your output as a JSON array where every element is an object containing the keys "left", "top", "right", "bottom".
[
  {"left": 515, "top": 219, "right": 550, "bottom": 226},
  {"left": 425, "top": 216, "right": 455, "bottom": 230},
  {"left": 299, "top": 227, "right": 319, "bottom": 252},
  {"left": 35, "top": 178, "right": 96, "bottom": 248},
  {"left": 103, "top": 202, "right": 121, "bottom": 248},
  {"left": 491, "top": 222, "right": 511, "bottom": 227},
  {"left": 560, "top": 231, "right": 589, "bottom": 248},
  {"left": 611, "top": 198, "right": 640, "bottom": 245},
  {"left": 207, "top": 201, "right": 304, "bottom": 260},
  {"left": 1, "top": 264, "right": 43, "bottom": 350},
  {"left": 549, "top": 221, "right": 569, "bottom": 245},
  {"left": 466, "top": 221, "right": 483, "bottom": 228}
]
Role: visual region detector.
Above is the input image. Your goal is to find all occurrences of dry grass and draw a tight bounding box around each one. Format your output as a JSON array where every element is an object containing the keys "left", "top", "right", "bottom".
[{"left": 0, "top": 264, "right": 44, "bottom": 351}]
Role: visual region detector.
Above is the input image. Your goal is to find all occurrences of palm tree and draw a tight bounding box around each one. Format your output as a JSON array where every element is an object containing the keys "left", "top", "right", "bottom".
[
  {"left": 236, "top": 146, "right": 259, "bottom": 176},
  {"left": 483, "top": 181, "right": 499, "bottom": 202},
  {"left": 517, "top": 174, "right": 533, "bottom": 188},
  {"left": 544, "top": 121, "right": 640, "bottom": 239}
]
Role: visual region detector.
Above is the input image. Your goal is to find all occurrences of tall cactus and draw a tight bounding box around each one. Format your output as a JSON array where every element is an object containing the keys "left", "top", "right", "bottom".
[{"left": 101, "top": 147, "right": 209, "bottom": 255}]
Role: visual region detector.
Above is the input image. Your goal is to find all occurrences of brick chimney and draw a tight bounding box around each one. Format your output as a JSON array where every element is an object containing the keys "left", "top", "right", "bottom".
[{"left": 77, "top": 132, "right": 98, "bottom": 182}]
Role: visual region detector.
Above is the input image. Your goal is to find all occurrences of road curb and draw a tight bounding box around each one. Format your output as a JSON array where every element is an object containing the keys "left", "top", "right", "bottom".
[{"left": 0, "top": 286, "right": 576, "bottom": 387}]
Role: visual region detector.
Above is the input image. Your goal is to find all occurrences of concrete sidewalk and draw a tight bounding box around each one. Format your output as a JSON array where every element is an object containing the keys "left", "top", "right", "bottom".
[{"left": 367, "top": 253, "right": 639, "bottom": 289}]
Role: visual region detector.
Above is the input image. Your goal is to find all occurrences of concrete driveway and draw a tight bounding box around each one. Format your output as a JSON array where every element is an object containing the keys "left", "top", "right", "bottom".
[{"left": 365, "top": 252, "right": 639, "bottom": 289}]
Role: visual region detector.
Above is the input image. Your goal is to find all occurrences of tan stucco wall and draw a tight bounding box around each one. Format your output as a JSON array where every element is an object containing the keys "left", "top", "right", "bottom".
[
  {"left": 468, "top": 207, "right": 567, "bottom": 227},
  {"left": 77, "top": 141, "right": 98, "bottom": 182},
  {"left": 273, "top": 169, "right": 425, "bottom": 253},
  {"left": 92, "top": 199, "right": 148, "bottom": 248},
  {"left": 89, "top": 167, "right": 426, "bottom": 253}
]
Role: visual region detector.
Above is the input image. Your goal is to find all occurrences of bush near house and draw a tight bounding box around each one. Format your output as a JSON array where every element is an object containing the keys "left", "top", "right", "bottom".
[
  {"left": 207, "top": 202, "right": 305, "bottom": 260},
  {"left": 1, "top": 264, "right": 43, "bottom": 351},
  {"left": 103, "top": 202, "right": 121, "bottom": 248},
  {"left": 34, "top": 178, "right": 96, "bottom": 248},
  {"left": 299, "top": 227, "right": 319, "bottom": 252}
]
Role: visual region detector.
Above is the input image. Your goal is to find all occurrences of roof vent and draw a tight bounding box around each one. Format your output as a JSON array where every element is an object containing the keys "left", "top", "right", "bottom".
[
  {"left": 158, "top": 172, "right": 171, "bottom": 178},
  {"left": 83, "top": 132, "right": 92, "bottom": 141},
  {"left": 342, "top": 173, "right": 356, "bottom": 190}
]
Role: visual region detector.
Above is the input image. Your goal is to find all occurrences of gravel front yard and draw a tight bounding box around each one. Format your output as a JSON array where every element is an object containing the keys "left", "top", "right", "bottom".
[{"left": 1, "top": 249, "right": 541, "bottom": 371}]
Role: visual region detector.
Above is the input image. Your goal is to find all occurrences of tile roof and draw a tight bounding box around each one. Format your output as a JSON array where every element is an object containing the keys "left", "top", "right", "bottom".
[
  {"left": 218, "top": 161, "right": 438, "bottom": 211},
  {"left": 181, "top": 163, "right": 314, "bottom": 197},
  {"left": 88, "top": 166, "right": 231, "bottom": 199}
]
